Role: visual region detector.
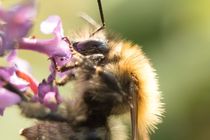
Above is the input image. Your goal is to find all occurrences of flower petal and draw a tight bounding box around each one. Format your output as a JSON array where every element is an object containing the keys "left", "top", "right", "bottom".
[
  {"left": 43, "top": 91, "right": 57, "bottom": 111},
  {"left": 37, "top": 72, "right": 61, "bottom": 110},
  {"left": 19, "top": 36, "right": 71, "bottom": 58},
  {"left": 38, "top": 79, "right": 52, "bottom": 99},
  {"left": 40, "top": 15, "right": 64, "bottom": 38},
  {"left": 0, "top": 88, "right": 21, "bottom": 115},
  {"left": 0, "top": 66, "right": 15, "bottom": 82}
]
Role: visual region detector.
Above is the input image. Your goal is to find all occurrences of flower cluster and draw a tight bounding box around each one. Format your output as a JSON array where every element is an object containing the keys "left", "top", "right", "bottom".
[{"left": 0, "top": 0, "right": 73, "bottom": 115}]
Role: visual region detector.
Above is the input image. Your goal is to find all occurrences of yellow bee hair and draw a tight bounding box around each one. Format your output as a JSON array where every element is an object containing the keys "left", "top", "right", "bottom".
[
  {"left": 70, "top": 27, "right": 164, "bottom": 140},
  {"left": 108, "top": 40, "right": 164, "bottom": 139}
]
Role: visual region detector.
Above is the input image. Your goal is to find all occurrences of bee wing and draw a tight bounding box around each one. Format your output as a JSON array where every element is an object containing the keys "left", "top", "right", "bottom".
[{"left": 79, "top": 12, "right": 100, "bottom": 28}]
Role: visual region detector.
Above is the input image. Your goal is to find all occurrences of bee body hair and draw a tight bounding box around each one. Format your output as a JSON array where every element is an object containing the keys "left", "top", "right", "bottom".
[
  {"left": 69, "top": 28, "right": 163, "bottom": 139},
  {"left": 19, "top": 28, "right": 163, "bottom": 140}
]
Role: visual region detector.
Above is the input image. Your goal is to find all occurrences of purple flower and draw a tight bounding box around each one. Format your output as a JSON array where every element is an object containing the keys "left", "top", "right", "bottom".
[
  {"left": 0, "top": 65, "right": 29, "bottom": 93},
  {"left": 0, "top": 67, "right": 23, "bottom": 116},
  {"left": 0, "top": 88, "right": 21, "bottom": 115},
  {"left": 0, "top": 53, "right": 39, "bottom": 116},
  {"left": 6, "top": 51, "right": 38, "bottom": 93},
  {"left": 19, "top": 15, "right": 72, "bottom": 67},
  {"left": 37, "top": 72, "right": 61, "bottom": 111},
  {"left": 0, "top": 3, "right": 71, "bottom": 114},
  {"left": 0, "top": 67, "right": 15, "bottom": 87},
  {"left": 0, "top": 60, "right": 37, "bottom": 95},
  {"left": 0, "top": 0, "right": 36, "bottom": 56}
]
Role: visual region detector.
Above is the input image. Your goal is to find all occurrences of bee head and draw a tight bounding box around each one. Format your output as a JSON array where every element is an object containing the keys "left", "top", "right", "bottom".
[{"left": 71, "top": 0, "right": 107, "bottom": 56}]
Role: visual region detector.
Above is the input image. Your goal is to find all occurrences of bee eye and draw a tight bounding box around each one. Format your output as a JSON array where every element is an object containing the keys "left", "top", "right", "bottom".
[{"left": 73, "top": 40, "right": 108, "bottom": 55}]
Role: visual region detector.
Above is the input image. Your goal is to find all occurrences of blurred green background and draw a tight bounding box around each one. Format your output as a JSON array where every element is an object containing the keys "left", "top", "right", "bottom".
[{"left": 0, "top": 0, "right": 210, "bottom": 140}]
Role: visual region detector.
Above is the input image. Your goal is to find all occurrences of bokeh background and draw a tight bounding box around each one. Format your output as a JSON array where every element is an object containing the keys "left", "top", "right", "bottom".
[{"left": 0, "top": 0, "right": 210, "bottom": 140}]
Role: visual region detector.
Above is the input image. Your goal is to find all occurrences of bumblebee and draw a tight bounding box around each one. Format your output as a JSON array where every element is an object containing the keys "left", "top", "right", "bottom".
[{"left": 17, "top": 0, "right": 163, "bottom": 140}]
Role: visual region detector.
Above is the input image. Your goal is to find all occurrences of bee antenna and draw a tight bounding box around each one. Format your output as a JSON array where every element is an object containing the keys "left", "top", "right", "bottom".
[
  {"left": 90, "top": 0, "right": 106, "bottom": 37},
  {"left": 97, "top": 0, "right": 105, "bottom": 27}
]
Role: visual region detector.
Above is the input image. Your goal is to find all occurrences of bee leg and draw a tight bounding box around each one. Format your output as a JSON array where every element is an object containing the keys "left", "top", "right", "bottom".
[
  {"left": 55, "top": 73, "right": 76, "bottom": 86},
  {"left": 20, "top": 121, "right": 74, "bottom": 140},
  {"left": 19, "top": 101, "right": 70, "bottom": 122},
  {"left": 55, "top": 54, "right": 104, "bottom": 86},
  {"left": 129, "top": 81, "right": 139, "bottom": 140},
  {"left": 58, "top": 61, "right": 81, "bottom": 72},
  {"left": 19, "top": 101, "right": 51, "bottom": 119},
  {"left": 55, "top": 76, "right": 71, "bottom": 86},
  {"left": 50, "top": 54, "right": 81, "bottom": 73}
]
